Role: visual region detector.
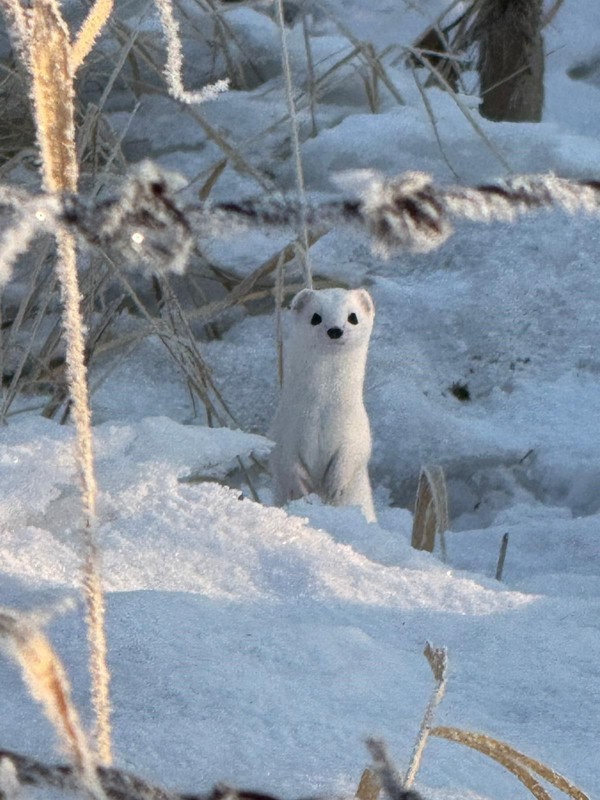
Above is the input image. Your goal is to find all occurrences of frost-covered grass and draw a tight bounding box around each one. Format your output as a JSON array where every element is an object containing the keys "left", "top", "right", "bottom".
[{"left": 1, "top": 0, "right": 600, "bottom": 798}]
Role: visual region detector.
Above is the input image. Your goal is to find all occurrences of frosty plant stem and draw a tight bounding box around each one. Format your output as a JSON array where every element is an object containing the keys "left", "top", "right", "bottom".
[
  {"left": 404, "top": 642, "right": 448, "bottom": 788},
  {"left": 153, "top": 0, "right": 229, "bottom": 104},
  {"left": 0, "top": 0, "right": 114, "bottom": 765},
  {"left": 275, "top": 0, "right": 312, "bottom": 289}
]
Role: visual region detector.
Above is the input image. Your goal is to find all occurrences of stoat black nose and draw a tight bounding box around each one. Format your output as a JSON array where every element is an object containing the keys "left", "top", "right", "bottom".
[{"left": 327, "top": 327, "right": 343, "bottom": 339}]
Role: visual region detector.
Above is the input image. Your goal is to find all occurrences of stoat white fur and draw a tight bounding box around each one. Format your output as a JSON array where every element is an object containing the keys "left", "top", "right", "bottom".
[{"left": 270, "top": 287, "right": 376, "bottom": 522}]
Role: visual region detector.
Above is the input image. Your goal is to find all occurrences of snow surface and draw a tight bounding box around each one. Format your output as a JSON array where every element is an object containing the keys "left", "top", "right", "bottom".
[{"left": 1, "top": 1, "right": 600, "bottom": 799}]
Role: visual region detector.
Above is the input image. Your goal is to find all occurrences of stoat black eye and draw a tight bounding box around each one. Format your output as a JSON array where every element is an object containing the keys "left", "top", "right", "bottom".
[
  {"left": 311, "top": 313, "right": 322, "bottom": 326},
  {"left": 348, "top": 312, "right": 358, "bottom": 325}
]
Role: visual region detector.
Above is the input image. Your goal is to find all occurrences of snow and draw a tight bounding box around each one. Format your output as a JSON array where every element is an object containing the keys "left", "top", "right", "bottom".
[{"left": 1, "top": 1, "right": 600, "bottom": 799}]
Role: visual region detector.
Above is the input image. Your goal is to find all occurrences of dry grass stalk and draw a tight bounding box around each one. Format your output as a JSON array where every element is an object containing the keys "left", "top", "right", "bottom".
[
  {"left": 71, "top": 0, "right": 114, "bottom": 72},
  {"left": 27, "top": 0, "right": 77, "bottom": 192},
  {"left": 0, "top": 609, "right": 104, "bottom": 799},
  {"left": 1, "top": 0, "right": 113, "bottom": 764},
  {"left": 55, "top": 228, "right": 111, "bottom": 764},
  {"left": 407, "top": 46, "right": 512, "bottom": 173},
  {"left": 55, "top": 230, "right": 97, "bottom": 525},
  {"left": 185, "top": 228, "right": 329, "bottom": 326},
  {"left": 81, "top": 541, "right": 112, "bottom": 768},
  {"left": 199, "top": 158, "right": 229, "bottom": 201},
  {"left": 404, "top": 643, "right": 448, "bottom": 788},
  {"left": 319, "top": 8, "right": 405, "bottom": 106},
  {"left": 409, "top": 63, "right": 460, "bottom": 180},
  {"left": 301, "top": 16, "right": 318, "bottom": 138},
  {"left": 430, "top": 726, "right": 589, "bottom": 800},
  {"left": 275, "top": 0, "right": 311, "bottom": 289},
  {"left": 411, "top": 466, "right": 449, "bottom": 552}
]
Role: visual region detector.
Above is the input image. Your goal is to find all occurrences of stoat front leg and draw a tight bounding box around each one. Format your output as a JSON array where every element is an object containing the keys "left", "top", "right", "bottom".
[{"left": 321, "top": 446, "right": 365, "bottom": 505}]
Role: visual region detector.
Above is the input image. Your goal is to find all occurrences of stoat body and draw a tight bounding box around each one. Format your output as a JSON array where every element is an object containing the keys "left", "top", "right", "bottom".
[{"left": 270, "top": 287, "right": 376, "bottom": 522}]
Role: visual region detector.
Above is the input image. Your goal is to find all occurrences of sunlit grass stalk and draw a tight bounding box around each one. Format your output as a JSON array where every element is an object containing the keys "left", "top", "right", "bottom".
[
  {"left": 0, "top": 0, "right": 113, "bottom": 764},
  {"left": 55, "top": 230, "right": 111, "bottom": 764},
  {"left": 71, "top": 0, "right": 114, "bottom": 72}
]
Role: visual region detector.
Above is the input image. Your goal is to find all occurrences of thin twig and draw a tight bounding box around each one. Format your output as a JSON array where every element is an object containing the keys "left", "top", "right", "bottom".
[{"left": 275, "top": 0, "right": 312, "bottom": 289}]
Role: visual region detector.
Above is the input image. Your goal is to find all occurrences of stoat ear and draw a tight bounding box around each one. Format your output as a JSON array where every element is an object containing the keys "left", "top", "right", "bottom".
[
  {"left": 354, "top": 288, "right": 374, "bottom": 317},
  {"left": 290, "top": 288, "right": 315, "bottom": 313}
]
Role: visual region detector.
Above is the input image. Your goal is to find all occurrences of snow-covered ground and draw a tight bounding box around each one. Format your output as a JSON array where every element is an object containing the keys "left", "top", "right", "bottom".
[{"left": 1, "top": 1, "right": 599, "bottom": 799}]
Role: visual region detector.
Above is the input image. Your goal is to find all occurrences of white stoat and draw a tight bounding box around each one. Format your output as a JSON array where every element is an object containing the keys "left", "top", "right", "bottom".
[{"left": 270, "top": 287, "right": 376, "bottom": 522}]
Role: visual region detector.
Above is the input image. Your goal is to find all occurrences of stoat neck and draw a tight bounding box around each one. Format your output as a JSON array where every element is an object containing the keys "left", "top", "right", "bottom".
[{"left": 283, "top": 340, "right": 368, "bottom": 403}]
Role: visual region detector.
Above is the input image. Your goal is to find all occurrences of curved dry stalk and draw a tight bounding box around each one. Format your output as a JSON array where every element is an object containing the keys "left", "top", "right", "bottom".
[
  {"left": 153, "top": 0, "right": 229, "bottom": 104},
  {"left": 430, "top": 727, "right": 589, "bottom": 800}
]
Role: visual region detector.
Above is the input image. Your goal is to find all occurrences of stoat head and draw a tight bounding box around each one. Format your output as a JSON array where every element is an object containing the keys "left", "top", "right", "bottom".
[{"left": 289, "top": 288, "right": 374, "bottom": 351}]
